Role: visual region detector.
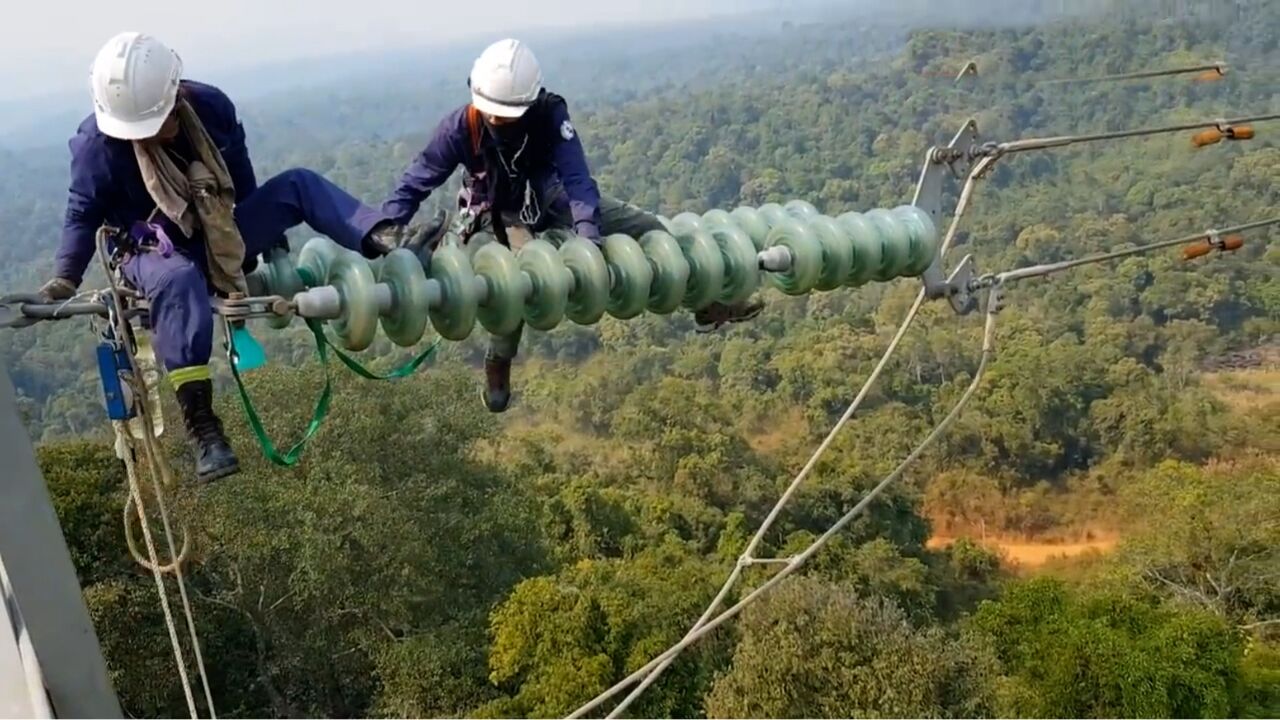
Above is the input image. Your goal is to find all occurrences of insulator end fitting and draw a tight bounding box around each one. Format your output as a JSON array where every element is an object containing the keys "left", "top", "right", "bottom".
[
  {"left": 1183, "top": 240, "right": 1213, "bottom": 260},
  {"left": 1183, "top": 233, "right": 1244, "bottom": 261},
  {"left": 1192, "top": 128, "right": 1223, "bottom": 147},
  {"left": 1194, "top": 124, "right": 1255, "bottom": 148},
  {"left": 1227, "top": 125, "right": 1255, "bottom": 141}
]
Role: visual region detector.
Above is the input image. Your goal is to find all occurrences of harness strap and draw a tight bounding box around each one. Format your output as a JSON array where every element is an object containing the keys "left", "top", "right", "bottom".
[{"left": 466, "top": 104, "right": 484, "bottom": 156}]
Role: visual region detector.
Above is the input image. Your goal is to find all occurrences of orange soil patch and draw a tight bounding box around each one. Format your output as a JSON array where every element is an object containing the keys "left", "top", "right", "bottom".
[{"left": 928, "top": 534, "right": 1117, "bottom": 568}]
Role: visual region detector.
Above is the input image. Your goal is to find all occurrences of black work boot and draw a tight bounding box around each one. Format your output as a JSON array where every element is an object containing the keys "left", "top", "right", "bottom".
[
  {"left": 483, "top": 355, "right": 513, "bottom": 413},
  {"left": 694, "top": 298, "right": 766, "bottom": 334},
  {"left": 361, "top": 210, "right": 449, "bottom": 259},
  {"left": 361, "top": 221, "right": 404, "bottom": 258},
  {"left": 403, "top": 209, "right": 448, "bottom": 255},
  {"left": 175, "top": 379, "right": 240, "bottom": 483}
]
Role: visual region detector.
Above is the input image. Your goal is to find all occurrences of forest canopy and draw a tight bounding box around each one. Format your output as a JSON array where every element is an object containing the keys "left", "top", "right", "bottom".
[{"left": 4, "top": 1, "right": 1279, "bottom": 717}]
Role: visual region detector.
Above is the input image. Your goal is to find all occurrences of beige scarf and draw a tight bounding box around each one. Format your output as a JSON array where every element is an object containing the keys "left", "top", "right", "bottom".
[{"left": 133, "top": 98, "right": 247, "bottom": 295}]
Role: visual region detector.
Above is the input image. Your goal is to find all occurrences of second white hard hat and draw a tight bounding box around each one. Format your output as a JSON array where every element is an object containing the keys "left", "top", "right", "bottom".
[
  {"left": 90, "top": 32, "right": 183, "bottom": 140},
  {"left": 469, "top": 38, "right": 543, "bottom": 119}
]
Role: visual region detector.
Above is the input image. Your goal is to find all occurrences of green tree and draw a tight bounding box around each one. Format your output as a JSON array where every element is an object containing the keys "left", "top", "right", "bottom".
[
  {"left": 481, "top": 540, "right": 731, "bottom": 718},
  {"left": 38, "top": 441, "right": 130, "bottom": 583},
  {"left": 1115, "top": 459, "right": 1280, "bottom": 629},
  {"left": 187, "top": 366, "right": 547, "bottom": 717},
  {"left": 705, "top": 576, "right": 997, "bottom": 718},
  {"left": 970, "top": 577, "right": 1245, "bottom": 718}
]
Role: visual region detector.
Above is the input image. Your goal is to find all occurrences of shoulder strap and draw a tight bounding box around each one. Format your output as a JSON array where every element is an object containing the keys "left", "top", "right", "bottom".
[{"left": 465, "top": 104, "right": 484, "bottom": 156}]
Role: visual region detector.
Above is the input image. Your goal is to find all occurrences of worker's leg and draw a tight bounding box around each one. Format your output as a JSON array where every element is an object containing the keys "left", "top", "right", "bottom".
[
  {"left": 484, "top": 216, "right": 531, "bottom": 365},
  {"left": 120, "top": 251, "right": 238, "bottom": 482},
  {"left": 595, "top": 194, "right": 766, "bottom": 332},
  {"left": 234, "top": 168, "right": 390, "bottom": 258},
  {"left": 485, "top": 223, "right": 531, "bottom": 360},
  {"left": 488, "top": 324, "right": 524, "bottom": 362},
  {"left": 597, "top": 194, "right": 667, "bottom": 237},
  {"left": 483, "top": 328, "right": 519, "bottom": 413},
  {"left": 120, "top": 251, "right": 213, "bottom": 375},
  {"left": 459, "top": 212, "right": 529, "bottom": 413},
  {"left": 539, "top": 192, "right": 665, "bottom": 237}
]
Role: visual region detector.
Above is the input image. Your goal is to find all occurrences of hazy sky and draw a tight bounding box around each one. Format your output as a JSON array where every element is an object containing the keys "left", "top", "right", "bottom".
[{"left": 4, "top": 0, "right": 764, "bottom": 99}]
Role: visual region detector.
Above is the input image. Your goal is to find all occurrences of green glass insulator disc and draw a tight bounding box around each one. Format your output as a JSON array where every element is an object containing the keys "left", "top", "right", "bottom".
[
  {"left": 517, "top": 239, "right": 570, "bottom": 331},
  {"left": 539, "top": 228, "right": 578, "bottom": 247},
  {"left": 473, "top": 242, "right": 525, "bottom": 336},
  {"left": 427, "top": 243, "right": 479, "bottom": 341},
  {"left": 865, "top": 208, "right": 911, "bottom": 281},
  {"left": 807, "top": 215, "right": 854, "bottom": 292},
  {"left": 758, "top": 203, "right": 789, "bottom": 228},
  {"left": 765, "top": 219, "right": 823, "bottom": 296},
  {"left": 602, "top": 233, "right": 653, "bottom": 319},
  {"left": 837, "top": 212, "right": 882, "bottom": 287},
  {"left": 701, "top": 208, "right": 734, "bottom": 229},
  {"left": 730, "top": 206, "right": 770, "bottom": 251},
  {"left": 784, "top": 199, "right": 820, "bottom": 219},
  {"left": 376, "top": 248, "right": 431, "bottom": 347},
  {"left": 465, "top": 231, "right": 499, "bottom": 261},
  {"left": 892, "top": 205, "right": 939, "bottom": 276},
  {"left": 298, "top": 236, "right": 343, "bottom": 285},
  {"left": 670, "top": 212, "right": 704, "bottom": 236},
  {"left": 327, "top": 251, "right": 380, "bottom": 352},
  {"left": 674, "top": 228, "right": 725, "bottom": 311},
  {"left": 639, "top": 230, "right": 690, "bottom": 315},
  {"left": 559, "top": 237, "right": 609, "bottom": 325},
  {"left": 705, "top": 222, "right": 760, "bottom": 304},
  {"left": 438, "top": 231, "right": 466, "bottom": 250}
]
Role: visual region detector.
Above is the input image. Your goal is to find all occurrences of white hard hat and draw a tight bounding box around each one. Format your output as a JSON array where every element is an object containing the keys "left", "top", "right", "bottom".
[
  {"left": 89, "top": 32, "right": 183, "bottom": 140},
  {"left": 468, "top": 39, "right": 543, "bottom": 119}
]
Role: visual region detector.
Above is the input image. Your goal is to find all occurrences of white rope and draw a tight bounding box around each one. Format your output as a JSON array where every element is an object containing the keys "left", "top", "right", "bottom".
[
  {"left": 124, "top": 491, "right": 192, "bottom": 573},
  {"left": 585, "top": 206, "right": 1280, "bottom": 718},
  {"left": 98, "top": 231, "right": 218, "bottom": 718},
  {"left": 572, "top": 289, "right": 1002, "bottom": 719},
  {"left": 576, "top": 170, "right": 994, "bottom": 719},
  {"left": 592, "top": 111, "right": 1256, "bottom": 714},
  {"left": 132, "top": 408, "right": 219, "bottom": 719},
  {"left": 605, "top": 293, "right": 927, "bottom": 718},
  {"left": 115, "top": 424, "right": 201, "bottom": 719}
]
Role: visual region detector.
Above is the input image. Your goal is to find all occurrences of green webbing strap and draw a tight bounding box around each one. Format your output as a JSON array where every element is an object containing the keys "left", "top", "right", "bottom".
[
  {"left": 227, "top": 317, "right": 442, "bottom": 467},
  {"left": 292, "top": 265, "right": 444, "bottom": 379},
  {"left": 227, "top": 319, "right": 333, "bottom": 467},
  {"left": 309, "top": 318, "right": 443, "bottom": 380}
]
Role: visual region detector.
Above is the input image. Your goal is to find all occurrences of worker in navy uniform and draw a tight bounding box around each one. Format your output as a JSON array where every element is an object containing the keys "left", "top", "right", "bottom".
[
  {"left": 382, "top": 38, "right": 764, "bottom": 413},
  {"left": 40, "top": 32, "right": 424, "bottom": 482}
]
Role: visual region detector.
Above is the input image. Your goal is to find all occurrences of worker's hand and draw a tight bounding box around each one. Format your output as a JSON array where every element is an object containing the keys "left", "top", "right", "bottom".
[
  {"left": 576, "top": 221, "right": 603, "bottom": 246},
  {"left": 38, "top": 277, "right": 78, "bottom": 303}
]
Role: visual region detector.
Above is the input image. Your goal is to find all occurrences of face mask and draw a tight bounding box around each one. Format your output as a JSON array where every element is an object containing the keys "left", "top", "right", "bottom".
[{"left": 485, "top": 117, "right": 527, "bottom": 146}]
